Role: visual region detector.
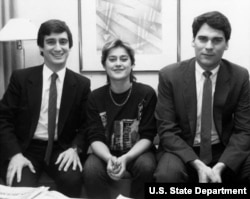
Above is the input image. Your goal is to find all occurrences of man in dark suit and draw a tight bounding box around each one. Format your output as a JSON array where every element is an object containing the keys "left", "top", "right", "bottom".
[
  {"left": 154, "top": 11, "right": 250, "bottom": 183},
  {"left": 0, "top": 19, "right": 90, "bottom": 197}
]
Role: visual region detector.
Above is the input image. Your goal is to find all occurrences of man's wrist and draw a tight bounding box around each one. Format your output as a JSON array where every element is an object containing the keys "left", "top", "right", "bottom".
[
  {"left": 190, "top": 159, "right": 207, "bottom": 171},
  {"left": 213, "top": 162, "right": 226, "bottom": 173},
  {"left": 72, "top": 145, "right": 82, "bottom": 154}
]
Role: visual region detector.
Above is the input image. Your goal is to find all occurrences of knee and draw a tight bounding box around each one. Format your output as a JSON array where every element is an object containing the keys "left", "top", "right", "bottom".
[
  {"left": 154, "top": 165, "right": 184, "bottom": 182},
  {"left": 83, "top": 155, "right": 106, "bottom": 181},
  {"left": 58, "top": 169, "right": 82, "bottom": 186},
  {"left": 138, "top": 160, "right": 156, "bottom": 176},
  {"left": 154, "top": 153, "right": 187, "bottom": 182},
  {"left": 55, "top": 170, "right": 82, "bottom": 197},
  {"left": 131, "top": 152, "right": 156, "bottom": 180}
]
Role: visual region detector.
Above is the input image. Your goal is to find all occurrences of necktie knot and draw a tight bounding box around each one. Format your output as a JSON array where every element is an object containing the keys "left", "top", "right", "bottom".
[
  {"left": 51, "top": 73, "right": 58, "bottom": 82},
  {"left": 203, "top": 71, "right": 212, "bottom": 78}
]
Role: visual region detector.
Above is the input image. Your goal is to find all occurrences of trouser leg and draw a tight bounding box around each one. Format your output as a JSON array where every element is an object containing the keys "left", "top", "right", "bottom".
[
  {"left": 45, "top": 145, "right": 83, "bottom": 198},
  {"left": 128, "top": 151, "right": 156, "bottom": 199},
  {"left": 154, "top": 151, "right": 189, "bottom": 182},
  {"left": 83, "top": 154, "right": 113, "bottom": 199}
]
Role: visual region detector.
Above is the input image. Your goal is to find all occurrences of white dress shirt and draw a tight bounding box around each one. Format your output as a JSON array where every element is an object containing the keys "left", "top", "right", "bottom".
[
  {"left": 193, "top": 62, "right": 220, "bottom": 146},
  {"left": 33, "top": 65, "right": 66, "bottom": 141}
]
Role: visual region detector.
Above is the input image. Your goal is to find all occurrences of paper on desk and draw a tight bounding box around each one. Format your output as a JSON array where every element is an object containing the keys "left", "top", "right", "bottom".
[
  {"left": 33, "top": 190, "right": 70, "bottom": 199},
  {"left": 0, "top": 185, "right": 48, "bottom": 199},
  {"left": 116, "top": 194, "right": 133, "bottom": 199},
  {"left": 0, "top": 185, "right": 70, "bottom": 199}
]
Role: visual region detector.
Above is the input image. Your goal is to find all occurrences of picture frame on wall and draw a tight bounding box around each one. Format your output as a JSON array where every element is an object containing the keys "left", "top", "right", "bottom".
[{"left": 80, "top": 0, "right": 178, "bottom": 71}]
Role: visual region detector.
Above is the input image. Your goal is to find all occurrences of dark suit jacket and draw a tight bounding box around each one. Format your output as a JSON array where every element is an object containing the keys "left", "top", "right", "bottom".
[
  {"left": 0, "top": 65, "right": 90, "bottom": 164},
  {"left": 155, "top": 58, "right": 250, "bottom": 172}
]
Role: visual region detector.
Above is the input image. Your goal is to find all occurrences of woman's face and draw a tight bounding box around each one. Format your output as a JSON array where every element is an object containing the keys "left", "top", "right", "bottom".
[{"left": 104, "top": 46, "right": 133, "bottom": 82}]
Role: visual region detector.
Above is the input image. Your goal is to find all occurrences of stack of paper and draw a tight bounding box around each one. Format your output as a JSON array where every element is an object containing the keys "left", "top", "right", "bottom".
[
  {"left": 116, "top": 194, "right": 133, "bottom": 199},
  {"left": 0, "top": 185, "right": 70, "bottom": 199}
]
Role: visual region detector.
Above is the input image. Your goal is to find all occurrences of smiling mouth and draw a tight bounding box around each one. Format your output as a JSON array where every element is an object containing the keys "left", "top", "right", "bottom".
[
  {"left": 113, "top": 68, "right": 124, "bottom": 72},
  {"left": 53, "top": 54, "right": 64, "bottom": 58},
  {"left": 202, "top": 53, "right": 214, "bottom": 57}
]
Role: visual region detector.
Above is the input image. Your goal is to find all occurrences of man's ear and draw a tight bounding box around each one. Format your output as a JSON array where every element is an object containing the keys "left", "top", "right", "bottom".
[
  {"left": 192, "top": 39, "right": 195, "bottom": 47},
  {"left": 225, "top": 42, "right": 229, "bottom": 50}
]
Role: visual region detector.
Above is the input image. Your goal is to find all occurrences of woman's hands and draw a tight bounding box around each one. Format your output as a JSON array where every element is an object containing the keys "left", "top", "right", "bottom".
[{"left": 107, "top": 155, "right": 128, "bottom": 181}]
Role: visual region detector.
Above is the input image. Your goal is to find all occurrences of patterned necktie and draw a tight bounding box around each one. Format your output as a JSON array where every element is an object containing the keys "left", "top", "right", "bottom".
[
  {"left": 200, "top": 71, "right": 212, "bottom": 164},
  {"left": 45, "top": 73, "right": 58, "bottom": 164}
]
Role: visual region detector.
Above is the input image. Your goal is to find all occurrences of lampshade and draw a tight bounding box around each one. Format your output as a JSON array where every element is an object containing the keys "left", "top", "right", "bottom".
[{"left": 0, "top": 18, "right": 38, "bottom": 41}]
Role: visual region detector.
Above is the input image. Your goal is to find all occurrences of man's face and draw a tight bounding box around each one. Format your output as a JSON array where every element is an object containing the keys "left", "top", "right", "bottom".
[
  {"left": 40, "top": 32, "right": 70, "bottom": 69},
  {"left": 192, "top": 23, "right": 228, "bottom": 70}
]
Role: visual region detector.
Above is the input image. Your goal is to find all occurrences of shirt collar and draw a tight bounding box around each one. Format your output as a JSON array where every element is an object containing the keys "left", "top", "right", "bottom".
[
  {"left": 195, "top": 62, "right": 220, "bottom": 78},
  {"left": 43, "top": 64, "right": 66, "bottom": 83}
]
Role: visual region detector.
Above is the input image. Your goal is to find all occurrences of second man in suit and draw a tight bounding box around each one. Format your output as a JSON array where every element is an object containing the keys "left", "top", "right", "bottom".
[{"left": 154, "top": 11, "right": 250, "bottom": 183}]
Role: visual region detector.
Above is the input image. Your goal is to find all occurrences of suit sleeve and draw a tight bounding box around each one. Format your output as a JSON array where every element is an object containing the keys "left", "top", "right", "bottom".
[
  {"left": 71, "top": 77, "right": 91, "bottom": 160},
  {"left": 0, "top": 71, "right": 23, "bottom": 162},
  {"left": 219, "top": 70, "right": 250, "bottom": 172},
  {"left": 138, "top": 87, "right": 157, "bottom": 142},
  {"left": 155, "top": 69, "right": 198, "bottom": 163},
  {"left": 86, "top": 92, "right": 107, "bottom": 145}
]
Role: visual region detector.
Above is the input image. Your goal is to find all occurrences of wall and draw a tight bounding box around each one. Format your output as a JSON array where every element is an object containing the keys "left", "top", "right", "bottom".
[
  {"left": 5, "top": 0, "right": 250, "bottom": 92},
  {"left": 12, "top": 0, "right": 161, "bottom": 91},
  {"left": 0, "top": 0, "right": 15, "bottom": 98},
  {"left": 15, "top": 0, "right": 79, "bottom": 72},
  {"left": 0, "top": 0, "right": 4, "bottom": 98}
]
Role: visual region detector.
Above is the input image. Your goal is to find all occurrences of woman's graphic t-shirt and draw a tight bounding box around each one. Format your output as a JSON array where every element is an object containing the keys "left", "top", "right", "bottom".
[{"left": 87, "top": 82, "right": 157, "bottom": 154}]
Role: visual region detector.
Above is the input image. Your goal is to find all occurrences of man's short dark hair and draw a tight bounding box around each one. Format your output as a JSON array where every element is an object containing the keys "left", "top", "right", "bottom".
[
  {"left": 37, "top": 19, "right": 73, "bottom": 55},
  {"left": 192, "top": 11, "right": 231, "bottom": 42}
]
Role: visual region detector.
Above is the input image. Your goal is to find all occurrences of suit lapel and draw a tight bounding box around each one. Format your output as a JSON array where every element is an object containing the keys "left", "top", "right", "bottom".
[
  {"left": 57, "top": 69, "right": 77, "bottom": 136},
  {"left": 182, "top": 59, "right": 197, "bottom": 135},
  {"left": 213, "top": 61, "right": 230, "bottom": 134},
  {"left": 27, "top": 65, "right": 43, "bottom": 135}
]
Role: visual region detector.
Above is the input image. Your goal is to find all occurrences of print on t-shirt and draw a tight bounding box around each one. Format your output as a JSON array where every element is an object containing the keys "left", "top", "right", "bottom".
[
  {"left": 111, "top": 119, "right": 139, "bottom": 151},
  {"left": 99, "top": 99, "right": 145, "bottom": 152}
]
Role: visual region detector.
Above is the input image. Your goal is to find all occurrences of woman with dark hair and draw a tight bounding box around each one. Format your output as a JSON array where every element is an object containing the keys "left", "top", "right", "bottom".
[{"left": 84, "top": 39, "right": 157, "bottom": 199}]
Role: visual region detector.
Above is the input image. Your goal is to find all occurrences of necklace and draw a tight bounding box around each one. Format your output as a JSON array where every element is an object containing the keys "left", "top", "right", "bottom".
[{"left": 109, "top": 85, "right": 132, "bottom": 107}]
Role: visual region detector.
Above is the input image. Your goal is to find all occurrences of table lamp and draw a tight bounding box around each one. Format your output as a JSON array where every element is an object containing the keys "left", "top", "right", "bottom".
[{"left": 0, "top": 18, "right": 38, "bottom": 68}]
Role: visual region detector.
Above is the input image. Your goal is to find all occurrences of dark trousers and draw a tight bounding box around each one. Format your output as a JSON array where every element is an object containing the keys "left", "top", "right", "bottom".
[
  {"left": 0, "top": 140, "right": 82, "bottom": 197},
  {"left": 154, "top": 143, "right": 250, "bottom": 183},
  {"left": 83, "top": 151, "right": 156, "bottom": 199}
]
